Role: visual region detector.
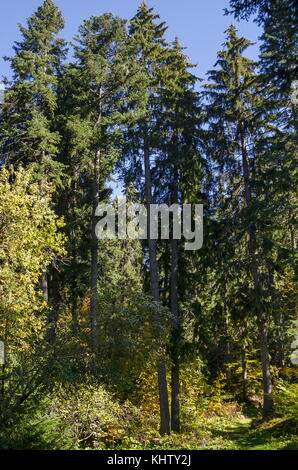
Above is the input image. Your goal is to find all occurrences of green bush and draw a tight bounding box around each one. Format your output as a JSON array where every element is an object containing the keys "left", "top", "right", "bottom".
[
  {"left": 274, "top": 381, "right": 298, "bottom": 425},
  {"left": 0, "top": 397, "right": 74, "bottom": 450},
  {"left": 50, "top": 383, "right": 142, "bottom": 449}
]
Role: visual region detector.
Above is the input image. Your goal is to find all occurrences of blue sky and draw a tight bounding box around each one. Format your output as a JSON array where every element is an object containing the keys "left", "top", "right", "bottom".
[
  {"left": 0, "top": 0, "right": 261, "bottom": 83},
  {"left": 0, "top": 0, "right": 262, "bottom": 196}
]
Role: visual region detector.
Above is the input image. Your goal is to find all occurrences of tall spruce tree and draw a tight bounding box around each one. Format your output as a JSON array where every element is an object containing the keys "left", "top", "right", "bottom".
[
  {"left": 57, "top": 13, "right": 146, "bottom": 362},
  {"left": 0, "top": 0, "right": 67, "bottom": 182},
  {"left": 228, "top": 0, "right": 297, "bottom": 370},
  {"left": 122, "top": 2, "right": 173, "bottom": 434},
  {"left": 0, "top": 0, "right": 67, "bottom": 340},
  {"left": 204, "top": 25, "right": 278, "bottom": 417},
  {"left": 153, "top": 37, "right": 203, "bottom": 432}
]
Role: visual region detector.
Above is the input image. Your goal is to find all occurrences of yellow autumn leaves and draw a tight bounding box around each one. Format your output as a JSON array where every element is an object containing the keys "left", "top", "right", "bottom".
[{"left": 0, "top": 166, "right": 66, "bottom": 348}]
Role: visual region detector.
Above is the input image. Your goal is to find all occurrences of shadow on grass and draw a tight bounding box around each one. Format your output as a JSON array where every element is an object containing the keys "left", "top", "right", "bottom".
[
  {"left": 242, "top": 404, "right": 261, "bottom": 419},
  {"left": 207, "top": 412, "right": 298, "bottom": 450},
  {"left": 281, "top": 441, "right": 298, "bottom": 450}
]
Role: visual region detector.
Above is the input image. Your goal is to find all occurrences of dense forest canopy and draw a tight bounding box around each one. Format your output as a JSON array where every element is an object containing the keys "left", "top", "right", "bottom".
[{"left": 0, "top": 0, "right": 297, "bottom": 451}]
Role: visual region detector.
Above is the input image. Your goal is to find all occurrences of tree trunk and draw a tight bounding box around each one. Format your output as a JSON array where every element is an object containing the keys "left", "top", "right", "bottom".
[
  {"left": 170, "top": 158, "right": 181, "bottom": 433},
  {"left": 47, "top": 268, "right": 60, "bottom": 343},
  {"left": 40, "top": 272, "right": 48, "bottom": 302},
  {"left": 259, "top": 316, "right": 274, "bottom": 417},
  {"left": 223, "top": 294, "right": 231, "bottom": 377},
  {"left": 240, "top": 122, "right": 274, "bottom": 418},
  {"left": 143, "top": 126, "right": 170, "bottom": 435},
  {"left": 40, "top": 271, "right": 54, "bottom": 342},
  {"left": 39, "top": 155, "right": 52, "bottom": 340},
  {"left": 71, "top": 296, "right": 78, "bottom": 335},
  {"left": 267, "top": 263, "right": 285, "bottom": 369},
  {"left": 241, "top": 347, "right": 248, "bottom": 403},
  {"left": 90, "top": 150, "right": 100, "bottom": 363},
  {"left": 170, "top": 237, "right": 180, "bottom": 433},
  {"left": 274, "top": 309, "right": 285, "bottom": 368}
]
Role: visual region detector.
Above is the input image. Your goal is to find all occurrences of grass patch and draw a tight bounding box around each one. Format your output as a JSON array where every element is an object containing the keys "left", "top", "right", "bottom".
[{"left": 111, "top": 406, "right": 298, "bottom": 450}]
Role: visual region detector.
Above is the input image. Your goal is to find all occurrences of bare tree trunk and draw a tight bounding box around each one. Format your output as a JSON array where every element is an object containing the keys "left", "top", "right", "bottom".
[
  {"left": 143, "top": 126, "right": 170, "bottom": 435},
  {"left": 40, "top": 272, "right": 48, "bottom": 302},
  {"left": 274, "top": 309, "right": 285, "bottom": 368},
  {"left": 47, "top": 268, "right": 60, "bottom": 343},
  {"left": 0, "top": 318, "right": 9, "bottom": 401},
  {"left": 170, "top": 157, "right": 181, "bottom": 433},
  {"left": 223, "top": 293, "right": 231, "bottom": 377},
  {"left": 241, "top": 347, "right": 248, "bottom": 403},
  {"left": 170, "top": 237, "right": 180, "bottom": 433},
  {"left": 259, "top": 316, "right": 274, "bottom": 417},
  {"left": 40, "top": 271, "right": 55, "bottom": 342},
  {"left": 71, "top": 296, "right": 78, "bottom": 335},
  {"left": 267, "top": 263, "right": 285, "bottom": 368},
  {"left": 90, "top": 150, "right": 100, "bottom": 363},
  {"left": 240, "top": 123, "right": 273, "bottom": 418},
  {"left": 39, "top": 156, "right": 52, "bottom": 340}
]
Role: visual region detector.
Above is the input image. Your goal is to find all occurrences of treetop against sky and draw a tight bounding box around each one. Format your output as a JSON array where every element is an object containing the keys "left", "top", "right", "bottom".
[{"left": 0, "top": 0, "right": 261, "bottom": 83}]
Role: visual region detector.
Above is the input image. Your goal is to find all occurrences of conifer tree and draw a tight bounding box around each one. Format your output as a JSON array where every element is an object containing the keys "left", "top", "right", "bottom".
[
  {"left": 204, "top": 25, "right": 278, "bottom": 417},
  {"left": 123, "top": 2, "right": 173, "bottom": 435},
  {"left": 228, "top": 0, "right": 297, "bottom": 369},
  {"left": 0, "top": 0, "right": 67, "bottom": 182},
  {"left": 153, "top": 37, "right": 203, "bottom": 432},
  {"left": 0, "top": 0, "right": 67, "bottom": 340},
  {"left": 58, "top": 12, "right": 146, "bottom": 361}
]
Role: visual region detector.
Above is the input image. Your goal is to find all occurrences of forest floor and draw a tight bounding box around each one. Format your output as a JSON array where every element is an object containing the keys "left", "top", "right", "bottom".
[
  {"left": 113, "top": 407, "right": 298, "bottom": 450},
  {"left": 191, "top": 415, "right": 298, "bottom": 450}
]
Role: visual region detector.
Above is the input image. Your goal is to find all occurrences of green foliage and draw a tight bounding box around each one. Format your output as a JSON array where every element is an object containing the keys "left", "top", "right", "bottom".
[
  {"left": 0, "top": 0, "right": 67, "bottom": 182},
  {"left": 226, "top": 354, "right": 263, "bottom": 399},
  {"left": 98, "top": 289, "right": 172, "bottom": 392},
  {"left": 0, "top": 0, "right": 296, "bottom": 451},
  {"left": 0, "top": 396, "right": 74, "bottom": 450},
  {"left": 50, "top": 383, "right": 139, "bottom": 449},
  {"left": 274, "top": 380, "right": 298, "bottom": 426},
  {"left": 0, "top": 166, "right": 66, "bottom": 347}
]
